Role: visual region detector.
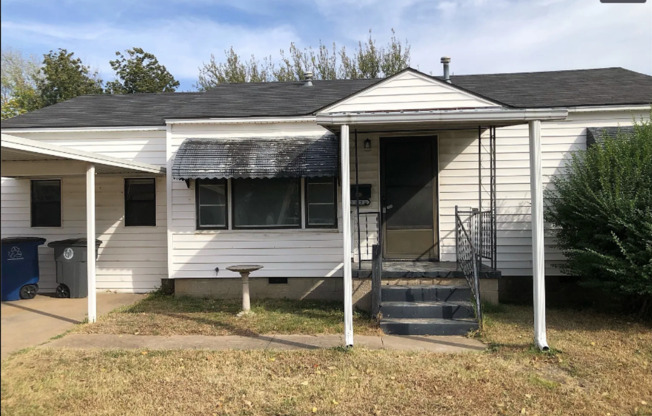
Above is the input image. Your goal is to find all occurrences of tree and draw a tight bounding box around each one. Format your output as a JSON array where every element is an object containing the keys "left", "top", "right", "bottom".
[
  {"left": 1, "top": 48, "right": 42, "bottom": 119},
  {"left": 106, "top": 47, "right": 179, "bottom": 94},
  {"left": 37, "top": 49, "right": 103, "bottom": 107},
  {"left": 545, "top": 117, "right": 652, "bottom": 315},
  {"left": 196, "top": 29, "right": 411, "bottom": 89}
]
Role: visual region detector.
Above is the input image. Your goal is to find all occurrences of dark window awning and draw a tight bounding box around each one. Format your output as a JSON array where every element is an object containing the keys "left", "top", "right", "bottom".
[{"left": 171, "top": 134, "right": 338, "bottom": 180}]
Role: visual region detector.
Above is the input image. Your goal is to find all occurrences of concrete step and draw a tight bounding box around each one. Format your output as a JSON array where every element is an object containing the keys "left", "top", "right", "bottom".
[
  {"left": 380, "top": 317, "right": 479, "bottom": 336},
  {"left": 381, "top": 285, "right": 471, "bottom": 302},
  {"left": 380, "top": 301, "right": 475, "bottom": 319}
]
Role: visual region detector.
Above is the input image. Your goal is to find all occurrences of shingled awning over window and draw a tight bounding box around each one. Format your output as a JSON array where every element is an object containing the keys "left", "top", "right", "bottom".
[
  {"left": 172, "top": 134, "right": 338, "bottom": 180},
  {"left": 586, "top": 126, "right": 635, "bottom": 146}
]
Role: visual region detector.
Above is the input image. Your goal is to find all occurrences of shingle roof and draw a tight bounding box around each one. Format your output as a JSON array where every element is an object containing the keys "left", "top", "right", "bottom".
[
  {"left": 448, "top": 67, "right": 652, "bottom": 108},
  {"left": 2, "top": 67, "right": 650, "bottom": 129},
  {"left": 172, "top": 134, "right": 338, "bottom": 179}
]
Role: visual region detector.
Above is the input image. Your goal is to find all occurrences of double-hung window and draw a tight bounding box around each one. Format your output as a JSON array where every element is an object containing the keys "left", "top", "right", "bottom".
[
  {"left": 124, "top": 178, "right": 156, "bottom": 226},
  {"left": 305, "top": 178, "right": 337, "bottom": 228},
  {"left": 31, "top": 179, "right": 61, "bottom": 227},
  {"left": 196, "top": 179, "right": 228, "bottom": 229}
]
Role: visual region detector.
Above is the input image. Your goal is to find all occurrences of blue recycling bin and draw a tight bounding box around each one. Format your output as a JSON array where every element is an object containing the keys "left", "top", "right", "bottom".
[{"left": 1, "top": 237, "right": 47, "bottom": 301}]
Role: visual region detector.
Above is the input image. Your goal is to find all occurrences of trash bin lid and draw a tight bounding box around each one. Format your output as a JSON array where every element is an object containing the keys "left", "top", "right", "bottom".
[
  {"left": 1, "top": 237, "right": 46, "bottom": 245},
  {"left": 47, "top": 238, "right": 102, "bottom": 248}
]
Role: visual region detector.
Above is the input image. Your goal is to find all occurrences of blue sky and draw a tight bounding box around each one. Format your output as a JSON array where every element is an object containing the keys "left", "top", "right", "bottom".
[{"left": 2, "top": 0, "right": 651, "bottom": 92}]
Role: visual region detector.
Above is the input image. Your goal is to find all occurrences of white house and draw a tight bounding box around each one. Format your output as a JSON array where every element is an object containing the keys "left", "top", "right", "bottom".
[{"left": 2, "top": 65, "right": 650, "bottom": 347}]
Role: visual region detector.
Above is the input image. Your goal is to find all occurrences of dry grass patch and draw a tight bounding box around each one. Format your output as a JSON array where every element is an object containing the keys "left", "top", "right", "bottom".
[
  {"left": 76, "top": 293, "right": 381, "bottom": 336},
  {"left": 2, "top": 305, "right": 650, "bottom": 416}
]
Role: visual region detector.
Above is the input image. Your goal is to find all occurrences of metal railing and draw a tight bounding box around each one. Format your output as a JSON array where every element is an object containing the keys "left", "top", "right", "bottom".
[
  {"left": 455, "top": 206, "right": 488, "bottom": 328},
  {"left": 355, "top": 211, "right": 381, "bottom": 266}
]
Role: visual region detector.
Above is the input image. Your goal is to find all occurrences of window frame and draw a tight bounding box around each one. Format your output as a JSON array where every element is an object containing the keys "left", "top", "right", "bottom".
[
  {"left": 30, "top": 179, "right": 62, "bottom": 227},
  {"left": 124, "top": 178, "right": 157, "bottom": 227},
  {"left": 304, "top": 177, "right": 338, "bottom": 229},
  {"left": 231, "top": 177, "right": 302, "bottom": 230},
  {"left": 195, "top": 178, "right": 229, "bottom": 230}
]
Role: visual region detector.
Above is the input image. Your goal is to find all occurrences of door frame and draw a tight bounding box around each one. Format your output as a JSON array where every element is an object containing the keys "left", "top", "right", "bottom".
[{"left": 379, "top": 135, "right": 439, "bottom": 261}]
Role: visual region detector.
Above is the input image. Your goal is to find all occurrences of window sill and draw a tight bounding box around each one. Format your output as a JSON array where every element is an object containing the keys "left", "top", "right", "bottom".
[{"left": 194, "top": 228, "right": 340, "bottom": 235}]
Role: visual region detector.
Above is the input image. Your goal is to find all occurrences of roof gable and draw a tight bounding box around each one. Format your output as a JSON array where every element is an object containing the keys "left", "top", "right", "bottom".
[{"left": 319, "top": 68, "right": 501, "bottom": 114}]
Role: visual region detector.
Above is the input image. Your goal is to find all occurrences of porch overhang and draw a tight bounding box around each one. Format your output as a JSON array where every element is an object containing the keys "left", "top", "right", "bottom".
[
  {"left": 1, "top": 133, "right": 166, "bottom": 177},
  {"left": 316, "top": 108, "right": 568, "bottom": 131}
]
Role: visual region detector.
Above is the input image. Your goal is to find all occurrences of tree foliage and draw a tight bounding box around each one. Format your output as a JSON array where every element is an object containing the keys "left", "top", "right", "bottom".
[
  {"left": 1, "top": 48, "right": 41, "bottom": 119},
  {"left": 545, "top": 117, "right": 652, "bottom": 314},
  {"left": 196, "top": 29, "right": 410, "bottom": 89},
  {"left": 106, "top": 47, "right": 179, "bottom": 94},
  {"left": 37, "top": 49, "right": 104, "bottom": 107}
]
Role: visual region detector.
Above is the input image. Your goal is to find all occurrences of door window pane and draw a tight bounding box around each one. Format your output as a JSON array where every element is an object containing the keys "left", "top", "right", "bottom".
[
  {"left": 233, "top": 178, "right": 300, "bottom": 228},
  {"left": 125, "top": 178, "right": 156, "bottom": 226},
  {"left": 31, "top": 180, "right": 61, "bottom": 227},
  {"left": 196, "top": 179, "right": 227, "bottom": 229}
]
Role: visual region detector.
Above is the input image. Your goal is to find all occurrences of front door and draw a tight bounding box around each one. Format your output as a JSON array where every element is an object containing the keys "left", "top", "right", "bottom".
[{"left": 381, "top": 136, "right": 438, "bottom": 260}]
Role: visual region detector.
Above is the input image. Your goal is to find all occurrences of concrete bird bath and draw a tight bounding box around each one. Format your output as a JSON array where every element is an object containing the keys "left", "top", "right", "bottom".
[{"left": 226, "top": 264, "right": 263, "bottom": 316}]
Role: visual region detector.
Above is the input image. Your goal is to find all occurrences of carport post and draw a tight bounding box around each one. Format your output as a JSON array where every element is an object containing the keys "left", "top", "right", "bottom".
[
  {"left": 340, "top": 124, "right": 354, "bottom": 347},
  {"left": 528, "top": 120, "right": 548, "bottom": 351},
  {"left": 86, "top": 163, "right": 97, "bottom": 323}
]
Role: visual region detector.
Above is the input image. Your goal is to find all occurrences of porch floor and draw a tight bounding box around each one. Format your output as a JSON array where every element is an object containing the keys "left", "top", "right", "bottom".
[{"left": 352, "top": 261, "right": 500, "bottom": 279}]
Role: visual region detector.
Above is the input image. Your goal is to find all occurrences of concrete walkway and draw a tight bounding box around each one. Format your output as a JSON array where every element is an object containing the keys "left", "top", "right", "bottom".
[
  {"left": 1, "top": 292, "right": 146, "bottom": 360},
  {"left": 2, "top": 292, "right": 486, "bottom": 358},
  {"left": 41, "top": 333, "right": 486, "bottom": 353}
]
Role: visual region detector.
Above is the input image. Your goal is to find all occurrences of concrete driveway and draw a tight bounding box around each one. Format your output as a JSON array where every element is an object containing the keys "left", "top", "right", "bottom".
[{"left": 1, "top": 292, "right": 145, "bottom": 360}]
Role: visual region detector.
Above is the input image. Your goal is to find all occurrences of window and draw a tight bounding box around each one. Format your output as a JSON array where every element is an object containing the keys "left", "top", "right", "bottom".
[
  {"left": 232, "top": 178, "right": 301, "bottom": 229},
  {"left": 31, "top": 180, "right": 61, "bottom": 227},
  {"left": 306, "top": 178, "right": 337, "bottom": 228},
  {"left": 124, "top": 178, "right": 156, "bottom": 226},
  {"left": 196, "top": 179, "right": 227, "bottom": 229}
]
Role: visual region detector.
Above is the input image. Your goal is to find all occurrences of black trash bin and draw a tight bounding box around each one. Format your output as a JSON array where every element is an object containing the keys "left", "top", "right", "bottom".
[
  {"left": 47, "top": 238, "right": 102, "bottom": 298},
  {"left": 1, "top": 237, "right": 46, "bottom": 301}
]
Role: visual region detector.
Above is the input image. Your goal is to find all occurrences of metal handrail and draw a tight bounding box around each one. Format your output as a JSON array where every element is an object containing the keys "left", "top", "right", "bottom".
[
  {"left": 455, "top": 206, "right": 484, "bottom": 329},
  {"left": 355, "top": 211, "right": 381, "bottom": 265}
]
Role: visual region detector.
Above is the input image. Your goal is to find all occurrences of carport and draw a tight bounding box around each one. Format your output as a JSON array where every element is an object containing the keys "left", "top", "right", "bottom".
[{"left": 1, "top": 133, "right": 165, "bottom": 322}]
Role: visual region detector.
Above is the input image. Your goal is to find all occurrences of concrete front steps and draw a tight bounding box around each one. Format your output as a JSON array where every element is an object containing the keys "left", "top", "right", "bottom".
[{"left": 379, "top": 285, "right": 479, "bottom": 336}]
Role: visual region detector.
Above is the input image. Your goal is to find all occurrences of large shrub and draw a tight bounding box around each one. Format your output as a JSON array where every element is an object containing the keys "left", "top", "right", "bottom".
[{"left": 545, "top": 117, "right": 652, "bottom": 315}]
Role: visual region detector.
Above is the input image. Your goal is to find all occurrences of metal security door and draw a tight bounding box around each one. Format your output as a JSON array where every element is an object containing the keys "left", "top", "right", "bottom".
[{"left": 381, "top": 137, "right": 438, "bottom": 260}]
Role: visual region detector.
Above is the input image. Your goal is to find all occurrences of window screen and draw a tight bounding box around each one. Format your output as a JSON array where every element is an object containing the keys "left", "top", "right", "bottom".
[
  {"left": 232, "top": 178, "right": 300, "bottom": 229},
  {"left": 196, "top": 179, "right": 227, "bottom": 229},
  {"left": 125, "top": 178, "right": 156, "bottom": 226},
  {"left": 306, "top": 178, "right": 337, "bottom": 228},
  {"left": 31, "top": 180, "right": 61, "bottom": 227}
]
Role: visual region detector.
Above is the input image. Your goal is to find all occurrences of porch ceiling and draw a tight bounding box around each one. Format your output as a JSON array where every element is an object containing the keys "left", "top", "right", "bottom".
[
  {"left": 316, "top": 108, "right": 568, "bottom": 133},
  {"left": 1, "top": 133, "right": 165, "bottom": 177}
]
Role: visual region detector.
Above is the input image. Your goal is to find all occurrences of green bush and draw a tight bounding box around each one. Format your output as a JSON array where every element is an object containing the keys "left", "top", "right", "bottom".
[{"left": 545, "top": 117, "right": 652, "bottom": 315}]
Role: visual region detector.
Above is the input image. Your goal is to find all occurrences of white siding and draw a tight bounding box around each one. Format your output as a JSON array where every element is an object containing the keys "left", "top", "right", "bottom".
[
  {"left": 1, "top": 175, "right": 167, "bottom": 292},
  {"left": 323, "top": 71, "right": 499, "bottom": 114},
  {"left": 168, "top": 121, "right": 345, "bottom": 279},
  {"left": 9, "top": 129, "right": 167, "bottom": 166}
]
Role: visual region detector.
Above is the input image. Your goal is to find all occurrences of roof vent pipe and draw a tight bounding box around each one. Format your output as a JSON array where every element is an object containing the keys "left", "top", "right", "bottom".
[
  {"left": 441, "top": 57, "right": 451, "bottom": 83},
  {"left": 303, "top": 71, "right": 314, "bottom": 87}
]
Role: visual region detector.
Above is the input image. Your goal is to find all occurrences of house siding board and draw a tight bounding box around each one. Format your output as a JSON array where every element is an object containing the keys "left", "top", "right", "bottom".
[
  {"left": 325, "top": 71, "right": 500, "bottom": 114},
  {"left": 10, "top": 130, "right": 167, "bottom": 166},
  {"left": 169, "top": 121, "right": 345, "bottom": 279},
  {"left": 0, "top": 176, "right": 167, "bottom": 293}
]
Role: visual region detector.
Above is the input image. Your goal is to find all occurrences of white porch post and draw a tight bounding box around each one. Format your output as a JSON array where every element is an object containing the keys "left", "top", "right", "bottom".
[
  {"left": 86, "top": 163, "right": 97, "bottom": 323},
  {"left": 528, "top": 120, "right": 549, "bottom": 350},
  {"left": 340, "top": 124, "right": 354, "bottom": 347}
]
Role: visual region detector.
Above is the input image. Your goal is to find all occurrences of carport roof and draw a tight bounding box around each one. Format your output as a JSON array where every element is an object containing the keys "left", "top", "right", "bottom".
[{"left": 1, "top": 133, "right": 166, "bottom": 176}]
